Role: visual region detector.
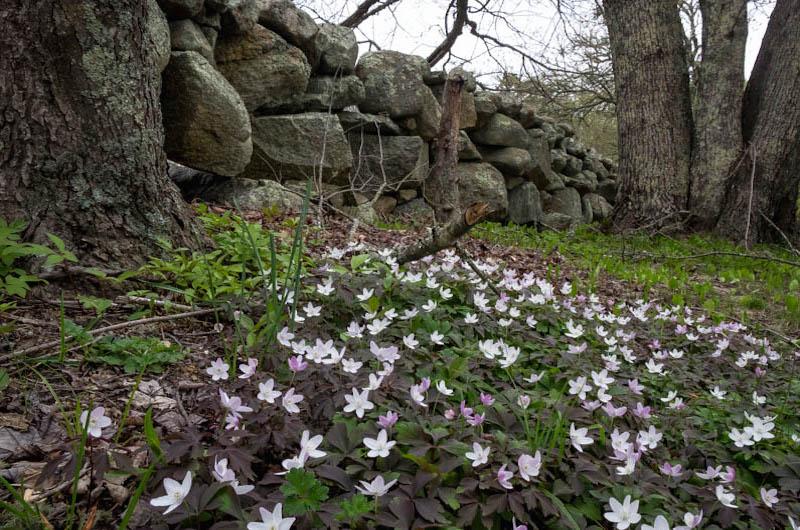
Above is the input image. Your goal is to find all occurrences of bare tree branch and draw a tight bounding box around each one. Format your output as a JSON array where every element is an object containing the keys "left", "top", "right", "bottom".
[
  {"left": 341, "top": 0, "right": 403, "bottom": 28},
  {"left": 427, "top": 0, "right": 470, "bottom": 66}
]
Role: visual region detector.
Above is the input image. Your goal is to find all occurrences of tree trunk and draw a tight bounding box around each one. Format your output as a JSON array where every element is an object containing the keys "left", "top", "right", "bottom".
[
  {"left": 0, "top": 0, "right": 200, "bottom": 270},
  {"left": 603, "top": 0, "right": 694, "bottom": 229},
  {"left": 715, "top": 0, "right": 800, "bottom": 245},
  {"left": 689, "top": 0, "right": 747, "bottom": 227}
]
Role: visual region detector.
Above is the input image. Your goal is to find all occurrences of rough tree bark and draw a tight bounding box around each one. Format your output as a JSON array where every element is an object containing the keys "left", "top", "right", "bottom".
[
  {"left": 603, "top": 0, "right": 694, "bottom": 229},
  {"left": 0, "top": 1, "right": 200, "bottom": 270},
  {"left": 689, "top": 0, "right": 747, "bottom": 227},
  {"left": 715, "top": 0, "right": 800, "bottom": 245}
]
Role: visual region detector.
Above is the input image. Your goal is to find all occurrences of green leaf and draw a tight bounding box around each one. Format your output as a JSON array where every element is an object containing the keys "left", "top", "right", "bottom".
[
  {"left": 335, "top": 494, "right": 371, "bottom": 522},
  {"left": 350, "top": 254, "right": 371, "bottom": 271},
  {"left": 0, "top": 370, "right": 9, "bottom": 393},
  {"left": 143, "top": 408, "right": 163, "bottom": 462},
  {"left": 78, "top": 295, "right": 113, "bottom": 316},
  {"left": 280, "top": 469, "right": 329, "bottom": 516}
]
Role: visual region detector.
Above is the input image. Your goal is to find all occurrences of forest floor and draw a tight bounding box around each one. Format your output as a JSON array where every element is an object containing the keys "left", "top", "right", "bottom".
[{"left": 1, "top": 205, "right": 798, "bottom": 530}]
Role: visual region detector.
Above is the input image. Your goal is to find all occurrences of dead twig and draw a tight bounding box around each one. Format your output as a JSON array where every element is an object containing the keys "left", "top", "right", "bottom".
[
  {"left": 1, "top": 308, "right": 220, "bottom": 364},
  {"left": 630, "top": 250, "right": 800, "bottom": 269}
]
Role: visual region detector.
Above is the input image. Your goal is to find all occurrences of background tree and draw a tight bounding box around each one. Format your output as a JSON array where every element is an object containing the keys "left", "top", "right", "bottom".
[
  {"left": 0, "top": 0, "right": 200, "bottom": 270},
  {"left": 715, "top": 0, "right": 800, "bottom": 243},
  {"left": 603, "top": 0, "right": 695, "bottom": 228}
]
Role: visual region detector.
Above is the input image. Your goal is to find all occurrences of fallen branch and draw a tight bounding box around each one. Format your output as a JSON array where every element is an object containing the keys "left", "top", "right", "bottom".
[
  {"left": 397, "top": 202, "right": 491, "bottom": 264},
  {"left": 455, "top": 242, "right": 502, "bottom": 298},
  {"left": 629, "top": 250, "right": 800, "bottom": 268},
  {"left": 0, "top": 307, "right": 220, "bottom": 364}
]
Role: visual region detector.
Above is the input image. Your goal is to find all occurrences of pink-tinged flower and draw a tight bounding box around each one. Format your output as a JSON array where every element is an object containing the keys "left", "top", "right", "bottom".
[
  {"left": 696, "top": 465, "right": 722, "bottom": 480},
  {"left": 760, "top": 487, "right": 779, "bottom": 508},
  {"left": 517, "top": 395, "right": 531, "bottom": 409},
  {"left": 632, "top": 403, "right": 651, "bottom": 419},
  {"left": 281, "top": 388, "right": 304, "bottom": 414},
  {"left": 459, "top": 401, "right": 474, "bottom": 418},
  {"left": 238, "top": 358, "right": 258, "bottom": 379},
  {"left": 518, "top": 451, "right": 542, "bottom": 481},
  {"left": 675, "top": 510, "right": 703, "bottom": 530},
  {"left": 288, "top": 355, "right": 308, "bottom": 372},
  {"left": 659, "top": 462, "right": 683, "bottom": 477},
  {"left": 225, "top": 414, "right": 241, "bottom": 430},
  {"left": 754, "top": 367, "right": 766, "bottom": 377},
  {"left": 206, "top": 358, "right": 230, "bottom": 381},
  {"left": 219, "top": 389, "right": 253, "bottom": 418},
  {"left": 467, "top": 413, "right": 485, "bottom": 427},
  {"left": 79, "top": 406, "right": 112, "bottom": 439},
  {"left": 444, "top": 408, "right": 456, "bottom": 420},
  {"left": 512, "top": 517, "right": 528, "bottom": 530},
  {"left": 480, "top": 393, "right": 495, "bottom": 406},
  {"left": 627, "top": 379, "right": 644, "bottom": 395},
  {"left": 377, "top": 411, "right": 399, "bottom": 429},
  {"left": 582, "top": 400, "right": 602, "bottom": 411},
  {"left": 419, "top": 377, "right": 431, "bottom": 392},
  {"left": 719, "top": 465, "right": 736, "bottom": 484},
  {"left": 602, "top": 403, "right": 627, "bottom": 418},
  {"left": 497, "top": 464, "right": 514, "bottom": 489}
]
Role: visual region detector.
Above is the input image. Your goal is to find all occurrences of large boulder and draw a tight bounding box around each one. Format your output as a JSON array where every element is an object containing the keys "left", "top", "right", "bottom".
[
  {"left": 550, "top": 149, "right": 567, "bottom": 173},
  {"left": 349, "top": 135, "right": 429, "bottom": 193},
  {"left": 507, "top": 182, "right": 542, "bottom": 226},
  {"left": 429, "top": 83, "right": 477, "bottom": 129},
  {"left": 220, "top": 0, "right": 260, "bottom": 34},
  {"left": 472, "top": 92, "right": 497, "bottom": 129},
  {"left": 201, "top": 178, "right": 304, "bottom": 212},
  {"left": 258, "top": 75, "right": 365, "bottom": 114},
  {"left": 597, "top": 179, "right": 618, "bottom": 204},
  {"left": 258, "top": 0, "right": 319, "bottom": 60},
  {"left": 215, "top": 25, "right": 310, "bottom": 112},
  {"left": 457, "top": 163, "right": 508, "bottom": 221},
  {"left": 479, "top": 147, "right": 532, "bottom": 178},
  {"left": 312, "top": 24, "right": 358, "bottom": 74},
  {"left": 356, "top": 51, "right": 430, "bottom": 118},
  {"left": 562, "top": 137, "right": 587, "bottom": 158},
  {"left": 392, "top": 198, "right": 435, "bottom": 226},
  {"left": 157, "top": 0, "right": 203, "bottom": 18},
  {"left": 242, "top": 113, "right": 352, "bottom": 184},
  {"left": 147, "top": 0, "right": 171, "bottom": 72},
  {"left": 543, "top": 187, "right": 582, "bottom": 222},
  {"left": 169, "top": 19, "right": 214, "bottom": 64},
  {"left": 398, "top": 88, "right": 442, "bottom": 141},
  {"left": 531, "top": 170, "right": 565, "bottom": 193},
  {"left": 526, "top": 133, "right": 551, "bottom": 182},
  {"left": 517, "top": 102, "right": 538, "bottom": 128},
  {"left": 458, "top": 131, "right": 482, "bottom": 161},
  {"left": 192, "top": 8, "right": 221, "bottom": 48},
  {"left": 562, "top": 154, "right": 583, "bottom": 177},
  {"left": 541, "top": 212, "right": 574, "bottom": 231},
  {"left": 469, "top": 114, "right": 529, "bottom": 149},
  {"left": 161, "top": 52, "right": 252, "bottom": 176},
  {"left": 584, "top": 193, "right": 613, "bottom": 222},
  {"left": 562, "top": 171, "right": 597, "bottom": 195},
  {"left": 338, "top": 111, "right": 402, "bottom": 136}
]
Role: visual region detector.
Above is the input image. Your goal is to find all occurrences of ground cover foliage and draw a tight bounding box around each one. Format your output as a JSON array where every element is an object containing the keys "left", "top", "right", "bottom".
[{"left": 1, "top": 208, "right": 799, "bottom": 530}]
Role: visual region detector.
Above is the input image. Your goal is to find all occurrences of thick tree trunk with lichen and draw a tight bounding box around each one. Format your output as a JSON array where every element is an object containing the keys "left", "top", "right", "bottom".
[
  {"left": 689, "top": 0, "right": 747, "bottom": 227},
  {"left": 603, "top": 0, "right": 694, "bottom": 230},
  {"left": 715, "top": 0, "right": 800, "bottom": 245},
  {"left": 0, "top": 0, "right": 200, "bottom": 270}
]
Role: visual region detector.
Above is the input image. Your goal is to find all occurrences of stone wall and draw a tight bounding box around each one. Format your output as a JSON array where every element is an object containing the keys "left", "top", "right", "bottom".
[{"left": 153, "top": 0, "right": 618, "bottom": 229}]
